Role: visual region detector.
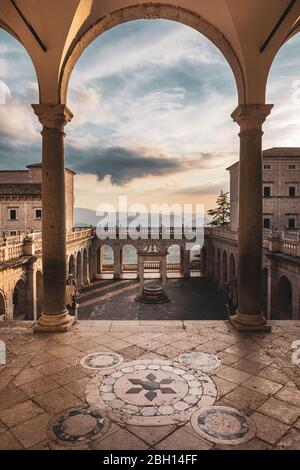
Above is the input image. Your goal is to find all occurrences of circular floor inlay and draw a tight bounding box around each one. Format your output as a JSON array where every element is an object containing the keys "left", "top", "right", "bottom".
[
  {"left": 191, "top": 406, "right": 256, "bottom": 445},
  {"left": 50, "top": 407, "right": 109, "bottom": 446},
  {"left": 178, "top": 352, "right": 221, "bottom": 371},
  {"left": 80, "top": 352, "right": 123, "bottom": 370},
  {"left": 85, "top": 359, "right": 218, "bottom": 426}
]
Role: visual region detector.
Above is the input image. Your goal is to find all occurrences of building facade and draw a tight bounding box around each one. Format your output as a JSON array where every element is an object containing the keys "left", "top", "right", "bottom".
[
  {"left": 0, "top": 164, "right": 75, "bottom": 234},
  {"left": 228, "top": 148, "right": 300, "bottom": 231}
]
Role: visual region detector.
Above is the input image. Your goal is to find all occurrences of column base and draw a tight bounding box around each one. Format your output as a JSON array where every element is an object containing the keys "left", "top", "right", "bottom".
[
  {"left": 229, "top": 312, "right": 271, "bottom": 332},
  {"left": 34, "top": 310, "right": 75, "bottom": 333}
]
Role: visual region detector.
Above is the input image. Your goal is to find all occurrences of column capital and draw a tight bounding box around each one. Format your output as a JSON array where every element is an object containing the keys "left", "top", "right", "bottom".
[
  {"left": 32, "top": 104, "right": 73, "bottom": 131},
  {"left": 231, "top": 104, "right": 273, "bottom": 130}
]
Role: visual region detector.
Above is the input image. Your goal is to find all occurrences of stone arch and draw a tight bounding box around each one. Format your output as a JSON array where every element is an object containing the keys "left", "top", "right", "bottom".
[
  {"left": 59, "top": 3, "right": 245, "bottom": 104},
  {"left": 122, "top": 244, "right": 138, "bottom": 272},
  {"left": 0, "top": 25, "right": 40, "bottom": 100},
  {"left": 36, "top": 271, "right": 43, "bottom": 320},
  {"left": 222, "top": 250, "right": 228, "bottom": 283},
  {"left": 229, "top": 253, "right": 236, "bottom": 281},
  {"left": 0, "top": 290, "right": 6, "bottom": 319},
  {"left": 99, "top": 244, "right": 114, "bottom": 274},
  {"left": 276, "top": 275, "right": 293, "bottom": 320},
  {"left": 261, "top": 268, "right": 268, "bottom": 317},
  {"left": 76, "top": 251, "right": 83, "bottom": 287},
  {"left": 13, "top": 279, "right": 27, "bottom": 320}
]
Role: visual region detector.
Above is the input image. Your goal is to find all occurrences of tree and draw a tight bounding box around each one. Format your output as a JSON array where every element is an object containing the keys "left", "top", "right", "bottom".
[{"left": 207, "top": 191, "right": 230, "bottom": 227}]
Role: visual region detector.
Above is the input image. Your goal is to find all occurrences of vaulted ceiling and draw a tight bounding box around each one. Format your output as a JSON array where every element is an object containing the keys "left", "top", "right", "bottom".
[{"left": 0, "top": 0, "right": 300, "bottom": 103}]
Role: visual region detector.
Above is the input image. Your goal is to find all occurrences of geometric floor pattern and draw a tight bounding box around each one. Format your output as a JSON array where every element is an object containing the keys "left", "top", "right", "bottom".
[{"left": 0, "top": 320, "right": 300, "bottom": 450}]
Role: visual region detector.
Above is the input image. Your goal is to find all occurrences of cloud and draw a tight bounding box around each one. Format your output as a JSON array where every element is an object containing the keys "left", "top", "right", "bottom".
[{"left": 66, "top": 145, "right": 214, "bottom": 185}]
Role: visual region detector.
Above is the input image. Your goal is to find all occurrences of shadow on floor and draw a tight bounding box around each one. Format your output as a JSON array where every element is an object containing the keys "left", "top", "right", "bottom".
[{"left": 78, "top": 277, "right": 228, "bottom": 321}]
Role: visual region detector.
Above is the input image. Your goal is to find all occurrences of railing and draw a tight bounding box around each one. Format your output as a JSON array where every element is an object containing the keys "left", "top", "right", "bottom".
[
  {"left": 0, "top": 228, "right": 94, "bottom": 263},
  {"left": 96, "top": 226, "right": 203, "bottom": 241},
  {"left": 207, "top": 227, "right": 300, "bottom": 258}
]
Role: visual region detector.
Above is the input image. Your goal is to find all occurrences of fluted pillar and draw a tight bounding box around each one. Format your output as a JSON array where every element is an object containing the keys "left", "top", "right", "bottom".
[
  {"left": 32, "top": 104, "right": 74, "bottom": 332},
  {"left": 230, "top": 104, "right": 273, "bottom": 331}
]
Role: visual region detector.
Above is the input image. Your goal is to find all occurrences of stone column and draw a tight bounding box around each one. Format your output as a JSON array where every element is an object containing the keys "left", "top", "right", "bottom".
[
  {"left": 183, "top": 250, "right": 190, "bottom": 278},
  {"left": 230, "top": 104, "right": 273, "bottom": 331},
  {"left": 89, "top": 244, "right": 98, "bottom": 281},
  {"left": 114, "top": 245, "right": 122, "bottom": 280},
  {"left": 32, "top": 104, "right": 74, "bottom": 332}
]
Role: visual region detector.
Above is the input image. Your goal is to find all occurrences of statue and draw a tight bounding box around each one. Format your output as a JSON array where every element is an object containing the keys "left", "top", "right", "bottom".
[{"left": 66, "top": 274, "right": 78, "bottom": 315}]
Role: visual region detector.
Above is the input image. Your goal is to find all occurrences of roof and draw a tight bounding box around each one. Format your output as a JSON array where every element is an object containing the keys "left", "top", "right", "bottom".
[
  {"left": 227, "top": 148, "right": 300, "bottom": 171},
  {"left": 0, "top": 183, "right": 42, "bottom": 196},
  {"left": 27, "top": 163, "right": 76, "bottom": 175},
  {"left": 263, "top": 148, "right": 300, "bottom": 157}
]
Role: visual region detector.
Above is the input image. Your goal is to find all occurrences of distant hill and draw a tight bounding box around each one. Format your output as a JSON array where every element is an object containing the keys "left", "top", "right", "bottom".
[{"left": 75, "top": 207, "right": 210, "bottom": 228}]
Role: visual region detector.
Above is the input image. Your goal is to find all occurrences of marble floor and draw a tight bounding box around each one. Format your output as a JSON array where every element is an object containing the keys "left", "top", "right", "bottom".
[{"left": 0, "top": 320, "right": 300, "bottom": 450}]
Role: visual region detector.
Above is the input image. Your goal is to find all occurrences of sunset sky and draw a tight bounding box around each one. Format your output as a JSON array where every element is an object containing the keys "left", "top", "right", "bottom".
[{"left": 0, "top": 19, "right": 300, "bottom": 222}]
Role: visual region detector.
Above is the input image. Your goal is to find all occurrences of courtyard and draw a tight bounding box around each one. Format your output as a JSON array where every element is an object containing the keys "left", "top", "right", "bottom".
[
  {"left": 0, "top": 320, "right": 300, "bottom": 450},
  {"left": 78, "top": 278, "right": 228, "bottom": 321}
]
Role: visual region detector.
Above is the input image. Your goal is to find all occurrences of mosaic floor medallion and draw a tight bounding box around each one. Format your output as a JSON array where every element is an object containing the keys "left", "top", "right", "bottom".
[
  {"left": 191, "top": 406, "right": 256, "bottom": 445},
  {"left": 85, "top": 359, "right": 218, "bottom": 426},
  {"left": 178, "top": 352, "right": 221, "bottom": 371},
  {"left": 49, "top": 407, "right": 109, "bottom": 446},
  {"left": 80, "top": 352, "right": 124, "bottom": 370}
]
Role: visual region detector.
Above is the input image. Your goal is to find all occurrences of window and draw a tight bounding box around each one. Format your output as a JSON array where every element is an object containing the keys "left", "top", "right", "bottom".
[
  {"left": 263, "top": 186, "right": 271, "bottom": 197},
  {"left": 264, "top": 165, "right": 272, "bottom": 169},
  {"left": 35, "top": 209, "right": 42, "bottom": 220},
  {"left": 288, "top": 218, "right": 296, "bottom": 229},
  {"left": 10, "top": 231, "right": 17, "bottom": 237},
  {"left": 263, "top": 218, "right": 271, "bottom": 229},
  {"left": 289, "top": 165, "right": 296, "bottom": 170},
  {"left": 288, "top": 186, "right": 296, "bottom": 197},
  {"left": 9, "top": 209, "right": 17, "bottom": 220}
]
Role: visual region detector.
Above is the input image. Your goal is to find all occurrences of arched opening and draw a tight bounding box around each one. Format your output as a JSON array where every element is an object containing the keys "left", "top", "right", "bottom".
[
  {"left": 69, "top": 254, "right": 76, "bottom": 277},
  {"left": 261, "top": 268, "right": 268, "bottom": 317},
  {"left": 216, "top": 249, "right": 221, "bottom": 284},
  {"left": 266, "top": 33, "right": 300, "bottom": 156},
  {"left": 83, "top": 248, "right": 89, "bottom": 284},
  {"left": 0, "top": 291, "right": 6, "bottom": 320},
  {"left": 36, "top": 271, "right": 43, "bottom": 319},
  {"left": 222, "top": 250, "right": 228, "bottom": 283},
  {"left": 276, "top": 275, "right": 293, "bottom": 320},
  {"left": 190, "top": 245, "right": 201, "bottom": 276},
  {"left": 76, "top": 251, "right": 83, "bottom": 287},
  {"left": 99, "top": 245, "right": 114, "bottom": 275},
  {"left": 229, "top": 253, "right": 236, "bottom": 281},
  {"left": 13, "top": 279, "right": 27, "bottom": 320},
  {"left": 122, "top": 245, "right": 138, "bottom": 273},
  {"left": 61, "top": 4, "right": 244, "bottom": 104},
  {"left": 64, "top": 15, "right": 237, "bottom": 320},
  {"left": 167, "top": 244, "right": 181, "bottom": 274}
]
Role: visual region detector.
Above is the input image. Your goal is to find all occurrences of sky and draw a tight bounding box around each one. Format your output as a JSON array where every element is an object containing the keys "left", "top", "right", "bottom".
[{"left": 0, "top": 19, "right": 300, "bottom": 222}]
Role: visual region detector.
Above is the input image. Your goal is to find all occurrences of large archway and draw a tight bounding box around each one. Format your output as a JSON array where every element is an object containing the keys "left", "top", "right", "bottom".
[
  {"left": 13, "top": 279, "right": 27, "bottom": 320},
  {"left": 60, "top": 4, "right": 244, "bottom": 104},
  {"left": 76, "top": 252, "right": 83, "bottom": 287},
  {"left": 99, "top": 245, "right": 114, "bottom": 275}
]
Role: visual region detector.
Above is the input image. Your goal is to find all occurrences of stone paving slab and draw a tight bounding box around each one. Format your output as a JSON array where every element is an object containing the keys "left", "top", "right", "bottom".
[{"left": 0, "top": 320, "right": 299, "bottom": 450}]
